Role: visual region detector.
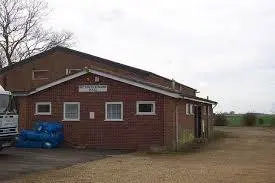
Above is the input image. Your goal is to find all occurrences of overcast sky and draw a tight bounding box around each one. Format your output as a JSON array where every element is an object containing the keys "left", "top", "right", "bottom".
[{"left": 45, "top": 0, "right": 275, "bottom": 114}]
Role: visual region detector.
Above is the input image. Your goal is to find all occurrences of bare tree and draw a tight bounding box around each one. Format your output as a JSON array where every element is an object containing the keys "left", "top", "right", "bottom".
[{"left": 0, "top": 0, "right": 74, "bottom": 68}]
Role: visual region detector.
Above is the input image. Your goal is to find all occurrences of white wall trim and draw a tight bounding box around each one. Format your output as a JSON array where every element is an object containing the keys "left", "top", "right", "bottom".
[
  {"left": 186, "top": 103, "right": 190, "bottom": 115},
  {"left": 35, "top": 102, "right": 51, "bottom": 115},
  {"left": 91, "top": 70, "right": 182, "bottom": 98},
  {"left": 21, "top": 69, "right": 183, "bottom": 99},
  {"left": 63, "top": 102, "right": 80, "bottom": 121},
  {"left": 32, "top": 70, "right": 49, "bottom": 80},
  {"left": 184, "top": 96, "right": 216, "bottom": 105},
  {"left": 136, "top": 101, "right": 156, "bottom": 115},
  {"left": 105, "top": 102, "right": 123, "bottom": 121},
  {"left": 66, "top": 68, "right": 81, "bottom": 75},
  {"left": 29, "top": 71, "right": 85, "bottom": 95}
]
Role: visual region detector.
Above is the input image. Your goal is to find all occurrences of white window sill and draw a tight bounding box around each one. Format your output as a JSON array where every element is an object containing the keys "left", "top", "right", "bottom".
[
  {"left": 136, "top": 113, "right": 156, "bottom": 116},
  {"left": 35, "top": 113, "right": 51, "bottom": 115},
  {"left": 104, "top": 119, "right": 124, "bottom": 122},
  {"left": 62, "top": 119, "right": 80, "bottom": 122}
]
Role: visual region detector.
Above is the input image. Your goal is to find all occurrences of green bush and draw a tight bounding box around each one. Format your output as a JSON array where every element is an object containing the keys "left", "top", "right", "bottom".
[
  {"left": 242, "top": 113, "right": 257, "bottom": 126},
  {"left": 214, "top": 113, "right": 228, "bottom": 126},
  {"left": 258, "top": 118, "right": 264, "bottom": 126},
  {"left": 270, "top": 117, "right": 275, "bottom": 127}
]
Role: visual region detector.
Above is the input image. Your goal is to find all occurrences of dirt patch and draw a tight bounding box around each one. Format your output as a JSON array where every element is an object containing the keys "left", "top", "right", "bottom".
[{"left": 5, "top": 127, "right": 275, "bottom": 183}]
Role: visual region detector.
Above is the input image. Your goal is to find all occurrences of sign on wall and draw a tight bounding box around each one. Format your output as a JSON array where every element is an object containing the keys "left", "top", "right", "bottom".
[{"left": 79, "top": 85, "right": 107, "bottom": 92}]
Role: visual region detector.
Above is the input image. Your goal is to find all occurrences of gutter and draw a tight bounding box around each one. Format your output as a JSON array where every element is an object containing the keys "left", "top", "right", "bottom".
[{"left": 183, "top": 96, "right": 217, "bottom": 105}]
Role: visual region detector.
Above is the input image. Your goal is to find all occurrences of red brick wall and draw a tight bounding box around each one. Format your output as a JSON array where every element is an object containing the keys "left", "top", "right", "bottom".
[
  {"left": 163, "top": 97, "right": 176, "bottom": 150},
  {"left": 0, "top": 50, "right": 197, "bottom": 96},
  {"left": 18, "top": 97, "right": 30, "bottom": 129},
  {"left": 164, "top": 100, "right": 214, "bottom": 150},
  {"left": 162, "top": 99, "right": 214, "bottom": 151},
  {"left": 178, "top": 101, "right": 213, "bottom": 138},
  {"left": 19, "top": 73, "right": 166, "bottom": 150}
]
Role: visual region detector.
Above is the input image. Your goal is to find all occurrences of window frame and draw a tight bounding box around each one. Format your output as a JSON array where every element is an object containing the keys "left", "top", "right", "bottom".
[
  {"left": 203, "top": 106, "right": 207, "bottom": 115},
  {"left": 190, "top": 104, "right": 194, "bottom": 115},
  {"left": 186, "top": 103, "right": 190, "bottom": 115},
  {"left": 63, "top": 102, "right": 80, "bottom": 121},
  {"left": 66, "top": 68, "right": 81, "bottom": 75},
  {"left": 32, "top": 70, "right": 48, "bottom": 80},
  {"left": 208, "top": 106, "right": 211, "bottom": 116},
  {"left": 35, "top": 102, "right": 51, "bottom": 115},
  {"left": 136, "top": 101, "right": 156, "bottom": 115},
  {"left": 105, "top": 102, "right": 123, "bottom": 121},
  {"left": 186, "top": 103, "right": 194, "bottom": 115}
]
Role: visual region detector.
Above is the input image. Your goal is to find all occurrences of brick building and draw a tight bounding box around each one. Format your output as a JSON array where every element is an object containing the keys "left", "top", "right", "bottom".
[{"left": 0, "top": 46, "right": 217, "bottom": 151}]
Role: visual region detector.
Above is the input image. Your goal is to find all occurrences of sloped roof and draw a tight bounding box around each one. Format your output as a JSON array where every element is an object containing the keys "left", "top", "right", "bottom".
[
  {"left": 0, "top": 46, "right": 196, "bottom": 91},
  {"left": 13, "top": 68, "right": 217, "bottom": 105}
]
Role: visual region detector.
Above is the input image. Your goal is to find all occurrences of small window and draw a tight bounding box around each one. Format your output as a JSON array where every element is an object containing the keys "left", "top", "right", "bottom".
[
  {"left": 136, "top": 101, "right": 155, "bottom": 115},
  {"left": 190, "top": 104, "right": 194, "bottom": 115},
  {"left": 186, "top": 103, "right": 194, "bottom": 115},
  {"left": 105, "top": 102, "right": 123, "bottom": 121},
  {"left": 35, "top": 102, "right": 51, "bottom": 115},
  {"left": 208, "top": 106, "right": 211, "bottom": 116},
  {"left": 63, "top": 102, "right": 80, "bottom": 121},
  {"left": 32, "top": 70, "right": 48, "bottom": 80},
  {"left": 186, "top": 104, "right": 190, "bottom": 115},
  {"left": 203, "top": 106, "right": 207, "bottom": 115},
  {"left": 66, "top": 69, "right": 81, "bottom": 75}
]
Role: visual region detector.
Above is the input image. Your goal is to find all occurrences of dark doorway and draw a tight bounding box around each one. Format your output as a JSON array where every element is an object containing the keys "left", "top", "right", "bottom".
[{"left": 194, "top": 106, "right": 202, "bottom": 138}]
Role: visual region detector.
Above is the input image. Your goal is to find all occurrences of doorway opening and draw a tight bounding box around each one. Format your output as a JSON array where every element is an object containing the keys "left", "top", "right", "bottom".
[{"left": 194, "top": 106, "right": 202, "bottom": 138}]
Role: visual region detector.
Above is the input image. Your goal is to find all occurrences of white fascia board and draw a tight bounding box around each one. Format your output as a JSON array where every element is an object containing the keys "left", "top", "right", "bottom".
[
  {"left": 0, "top": 90, "right": 11, "bottom": 95},
  {"left": 90, "top": 70, "right": 182, "bottom": 99},
  {"left": 13, "top": 93, "right": 28, "bottom": 97},
  {"left": 183, "top": 96, "right": 216, "bottom": 105},
  {"left": 29, "top": 71, "right": 86, "bottom": 95},
  {"left": 18, "top": 69, "right": 182, "bottom": 99}
]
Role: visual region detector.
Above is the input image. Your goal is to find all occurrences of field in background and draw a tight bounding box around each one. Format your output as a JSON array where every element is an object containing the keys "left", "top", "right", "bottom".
[{"left": 226, "top": 114, "right": 275, "bottom": 126}]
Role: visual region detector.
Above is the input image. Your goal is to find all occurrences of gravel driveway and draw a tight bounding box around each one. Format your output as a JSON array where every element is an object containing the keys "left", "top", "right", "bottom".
[{"left": 4, "top": 127, "right": 275, "bottom": 183}]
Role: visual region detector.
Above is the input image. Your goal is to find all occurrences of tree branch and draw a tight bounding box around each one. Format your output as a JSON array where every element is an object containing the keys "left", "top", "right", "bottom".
[{"left": 0, "top": 0, "right": 74, "bottom": 67}]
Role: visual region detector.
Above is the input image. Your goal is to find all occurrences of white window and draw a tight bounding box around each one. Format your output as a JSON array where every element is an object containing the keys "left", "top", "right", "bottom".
[
  {"left": 105, "top": 102, "right": 123, "bottom": 121},
  {"left": 186, "top": 104, "right": 190, "bottom": 115},
  {"left": 208, "top": 106, "right": 211, "bottom": 116},
  {"left": 186, "top": 103, "right": 194, "bottom": 115},
  {"left": 203, "top": 106, "right": 207, "bottom": 115},
  {"left": 32, "top": 70, "right": 48, "bottom": 80},
  {"left": 190, "top": 104, "right": 194, "bottom": 115},
  {"left": 63, "top": 102, "right": 80, "bottom": 121},
  {"left": 66, "top": 69, "right": 81, "bottom": 75},
  {"left": 35, "top": 102, "right": 51, "bottom": 115},
  {"left": 136, "top": 101, "right": 156, "bottom": 115}
]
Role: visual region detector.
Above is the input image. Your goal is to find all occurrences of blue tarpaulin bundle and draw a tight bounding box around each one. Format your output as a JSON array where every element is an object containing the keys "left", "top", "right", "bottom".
[{"left": 16, "top": 121, "right": 64, "bottom": 149}]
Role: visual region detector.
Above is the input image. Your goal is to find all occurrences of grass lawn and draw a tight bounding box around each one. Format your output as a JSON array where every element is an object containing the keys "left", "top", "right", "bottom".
[{"left": 226, "top": 114, "right": 275, "bottom": 126}]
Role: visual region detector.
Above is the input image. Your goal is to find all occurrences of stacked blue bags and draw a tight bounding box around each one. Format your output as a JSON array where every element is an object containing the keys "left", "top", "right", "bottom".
[{"left": 16, "top": 121, "right": 64, "bottom": 149}]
